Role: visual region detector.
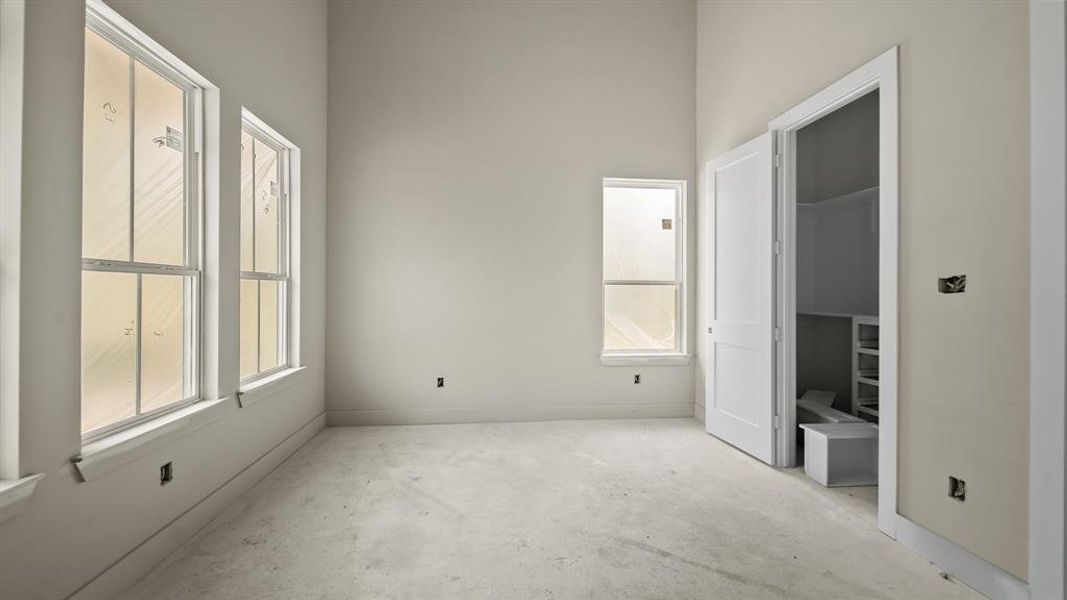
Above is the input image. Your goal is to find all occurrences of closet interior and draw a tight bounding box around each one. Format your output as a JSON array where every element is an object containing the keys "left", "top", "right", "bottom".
[{"left": 794, "top": 90, "right": 881, "bottom": 467}]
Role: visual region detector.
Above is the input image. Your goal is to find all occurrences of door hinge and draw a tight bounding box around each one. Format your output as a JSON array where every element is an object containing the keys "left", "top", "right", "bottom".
[
  {"left": 773, "top": 414, "right": 781, "bottom": 430},
  {"left": 773, "top": 327, "right": 781, "bottom": 342},
  {"left": 773, "top": 153, "right": 781, "bottom": 169},
  {"left": 773, "top": 240, "right": 782, "bottom": 255}
]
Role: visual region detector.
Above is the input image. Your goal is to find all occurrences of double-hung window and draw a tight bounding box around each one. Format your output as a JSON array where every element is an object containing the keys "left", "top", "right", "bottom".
[
  {"left": 602, "top": 179, "right": 686, "bottom": 359},
  {"left": 80, "top": 14, "right": 202, "bottom": 439},
  {"left": 239, "top": 117, "right": 291, "bottom": 382}
]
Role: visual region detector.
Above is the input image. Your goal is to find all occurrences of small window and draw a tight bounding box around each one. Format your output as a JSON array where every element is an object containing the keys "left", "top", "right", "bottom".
[
  {"left": 80, "top": 12, "right": 202, "bottom": 438},
  {"left": 602, "top": 179, "right": 686, "bottom": 356},
  {"left": 239, "top": 116, "right": 292, "bottom": 382}
]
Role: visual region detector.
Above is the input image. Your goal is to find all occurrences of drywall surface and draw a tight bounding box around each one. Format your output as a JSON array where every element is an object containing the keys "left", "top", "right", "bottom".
[
  {"left": 796, "top": 191, "right": 880, "bottom": 317},
  {"left": 696, "top": 1, "right": 1029, "bottom": 579},
  {"left": 796, "top": 90, "right": 879, "bottom": 206},
  {"left": 0, "top": 1, "right": 327, "bottom": 598},
  {"left": 326, "top": 0, "right": 697, "bottom": 424},
  {"left": 796, "top": 314, "right": 853, "bottom": 412}
]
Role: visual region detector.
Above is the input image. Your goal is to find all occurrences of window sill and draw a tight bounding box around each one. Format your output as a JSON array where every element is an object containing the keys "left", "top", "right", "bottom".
[
  {"left": 600, "top": 353, "right": 692, "bottom": 366},
  {"left": 0, "top": 473, "right": 46, "bottom": 525},
  {"left": 73, "top": 397, "right": 229, "bottom": 482},
  {"left": 238, "top": 366, "right": 306, "bottom": 408}
]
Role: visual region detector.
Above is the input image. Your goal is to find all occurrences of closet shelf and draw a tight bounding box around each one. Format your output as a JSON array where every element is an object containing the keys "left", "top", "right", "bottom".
[
  {"left": 798, "top": 310, "right": 878, "bottom": 320},
  {"left": 851, "top": 316, "right": 880, "bottom": 422},
  {"left": 857, "top": 405, "right": 880, "bottom": 418}
]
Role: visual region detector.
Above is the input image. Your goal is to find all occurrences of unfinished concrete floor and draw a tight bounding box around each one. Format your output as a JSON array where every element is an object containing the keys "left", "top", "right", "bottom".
[{"left": 119, "top": 419, "right": 982, "bottom": 599}]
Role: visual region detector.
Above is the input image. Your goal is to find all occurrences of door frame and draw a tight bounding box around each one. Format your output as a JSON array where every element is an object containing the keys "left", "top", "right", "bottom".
[{"left": 767, "top": 47, "right": 899, "bottom": 531}]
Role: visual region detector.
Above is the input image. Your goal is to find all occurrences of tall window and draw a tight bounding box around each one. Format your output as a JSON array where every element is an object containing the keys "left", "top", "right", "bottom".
[
  {"left": 602, "top": 179, "right": 686, "bottom": 356},
  {"left": 239, "top": 117, "right": 290, "bottom": 382},
  {"left": 81, "top": 16, "right": 201, "bottom": 438}
]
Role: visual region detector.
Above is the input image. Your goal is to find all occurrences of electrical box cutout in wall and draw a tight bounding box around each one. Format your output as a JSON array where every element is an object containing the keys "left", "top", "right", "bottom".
[
  {"left": 160, "top": 462, "right": 174, "bottom": 486},
  {"left": 938, "top": 275, "right": 966, "bottom": 294},
  {"left": 436, "top": 377, "right": 445, "bottom": 388},
  {"left": 948, "top": 476, "right": 966, "bottom": 502}
]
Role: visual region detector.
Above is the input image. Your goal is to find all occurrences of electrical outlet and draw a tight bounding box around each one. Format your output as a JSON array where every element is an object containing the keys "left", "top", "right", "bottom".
[
  {"left": 634, "top": 374, "right": 641, "bottom": 384},
  {"left": 938, "top": 275, "right": 966, "bottom": 294},
  {"left": 436, "top": 377, "right": 445, "bottom": 388},
  {"left": 160, "top": 462, "right": 174, "bottom": 486},
  {"left": 948, "top": 476, "right": 965, "bottom": 502}
]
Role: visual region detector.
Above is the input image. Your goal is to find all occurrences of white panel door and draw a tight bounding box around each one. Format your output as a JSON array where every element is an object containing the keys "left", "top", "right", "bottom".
[{"left": 704, "top": 132, "right": 775, "bottom": 465}]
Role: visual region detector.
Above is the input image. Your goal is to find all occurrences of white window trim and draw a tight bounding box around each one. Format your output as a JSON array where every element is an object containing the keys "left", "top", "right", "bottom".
[
  {"left": 0, "top": 0, "right": 44, "bottom": 523},
  {"left": 238, "top": 108, "right": 301, "bottom": 394},
  {"left": 72, "top": 396, "right": 227, "bottom": 482},
  {"left": 81, "top": 0, "right": 213, "bottom": 444},
  {"left": 237, "top": 365, "right": 306, "bottom": 408},
  {"left": 600, "top": 178, "right": 689, "bottom": 365}
]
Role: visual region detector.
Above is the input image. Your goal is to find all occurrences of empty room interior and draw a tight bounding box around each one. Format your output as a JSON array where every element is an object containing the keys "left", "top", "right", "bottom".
[{"left": 0, "top": 0, "right": 1064, "bottom": 599}]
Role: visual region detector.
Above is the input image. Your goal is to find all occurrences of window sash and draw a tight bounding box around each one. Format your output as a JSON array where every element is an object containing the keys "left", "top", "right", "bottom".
[
  {"left": 241, "top": 124, "right": 289, "bottom": 278},
  {"left": 239, "top": 121, "right": 291, "bottom": 384},
  {"left": 81, "top": 14, "right": 203, "bottom": 441},
  {"left": 601, "top": 179, "right": 686, "bottom": 355},
  {"left": 81, "top": 271, "right": 200, "bottom": 443},
  {"left": 239, "top": 275, "right": 290, "bottom": 383}
]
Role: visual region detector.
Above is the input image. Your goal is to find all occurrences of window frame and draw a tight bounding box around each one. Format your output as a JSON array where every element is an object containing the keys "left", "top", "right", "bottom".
[
  {"left": 81, "top": 6, "right": 205, "bottom": 443},
  {"left": 601, "top": 178, "right": 688, "bottom": 361},
  {"left": 238, "top": 115, "right": 292, "bottom": 385}
]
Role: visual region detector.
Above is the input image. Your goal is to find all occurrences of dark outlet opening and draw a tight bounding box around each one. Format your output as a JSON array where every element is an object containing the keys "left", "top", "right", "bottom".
[
  {"left": 634, "top": 374, "right": 641, "bottom": 384},
  {"left": 436, "top": 377, "right": 445, "bottom": 388},
  {"left": 938, "top": 274, "right": 966, "bottom": 294},
  {"left": 160, "top": 462, "right": 174, "bottom": 486},
  {"left": 948, "top": 476, "right": 965, "bottom": 502}
]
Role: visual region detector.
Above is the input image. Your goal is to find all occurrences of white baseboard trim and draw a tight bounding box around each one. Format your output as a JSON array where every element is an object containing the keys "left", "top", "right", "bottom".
[
  {"left": 891, "top": 514, "right": 1029, "bottom": 599},
  {"left": 326, "top": 402, "right": 694, "bottom": 426},
  {"left": 694, "top": 403, "right": 706, "bottom": 424},
  {"left": 68, "top": 412, "right": 326, "bottom": 600}
]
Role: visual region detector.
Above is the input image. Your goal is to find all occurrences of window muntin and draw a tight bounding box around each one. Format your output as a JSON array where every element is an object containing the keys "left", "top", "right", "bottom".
[
  {"left": 239, "top": 122, "right": 290, "bottom": 382},
  {"left": 81, "top": 18, "right": 201, "bottom": 439},
  {"left": 602, "top": 180, "right": 685, "bottom": 354}
]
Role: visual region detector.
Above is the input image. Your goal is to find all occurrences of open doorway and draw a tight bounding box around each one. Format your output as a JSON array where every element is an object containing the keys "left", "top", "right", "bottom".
[
  {"left": 769, "top": 50, "right": 899, "bottom": 534},
  {"left": 792, "top": 90, "right": 880, "bottom": 483}
]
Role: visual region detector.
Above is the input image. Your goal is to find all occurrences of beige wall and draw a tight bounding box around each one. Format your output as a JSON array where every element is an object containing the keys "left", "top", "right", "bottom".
[
  {"left": 0, "top": 1, "right": 328, "bottom": 598},
  {"left": 696, "top": 0, "right": 1030, "bottom": 579},
  {"left": 326, "top": 0, "right": 697, "bottom": 424}
]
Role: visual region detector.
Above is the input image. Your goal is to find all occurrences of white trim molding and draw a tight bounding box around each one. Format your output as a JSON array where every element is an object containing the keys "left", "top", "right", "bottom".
[
  {"left": 0, "top": 0, "right": 24, "bottom": 481},
  {"left": 326, "top": 402, "right": 694, "bottom": 426},
  {"left": 600, "top": 353, "right": 691, "bottom": 366},
  {"left": 72, "top": 397, "right": 228, "bottom": 482},
  {"left": 894, "top": 515, "right": 1029, "bottom": 599},
  {"left": 0, "top": 473, "right": 44, "bottom": 524},
  {"left": 1029, "top": 0, "right": 1066, "bottom": 597},
  {"left": 237, "top": 365, "right": 307, "bottom": 408}
]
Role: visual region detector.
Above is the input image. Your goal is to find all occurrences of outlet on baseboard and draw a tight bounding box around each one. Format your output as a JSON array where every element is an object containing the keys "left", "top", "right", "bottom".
[
  {"left": 633, "top": 374, "right": 641, "bottom": 384},
  {"left": 160, "top": 461, "right": 174, "bottom": 486},
  {"left": 436, "top": 377, "right": 445, "bottom": 388}
]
